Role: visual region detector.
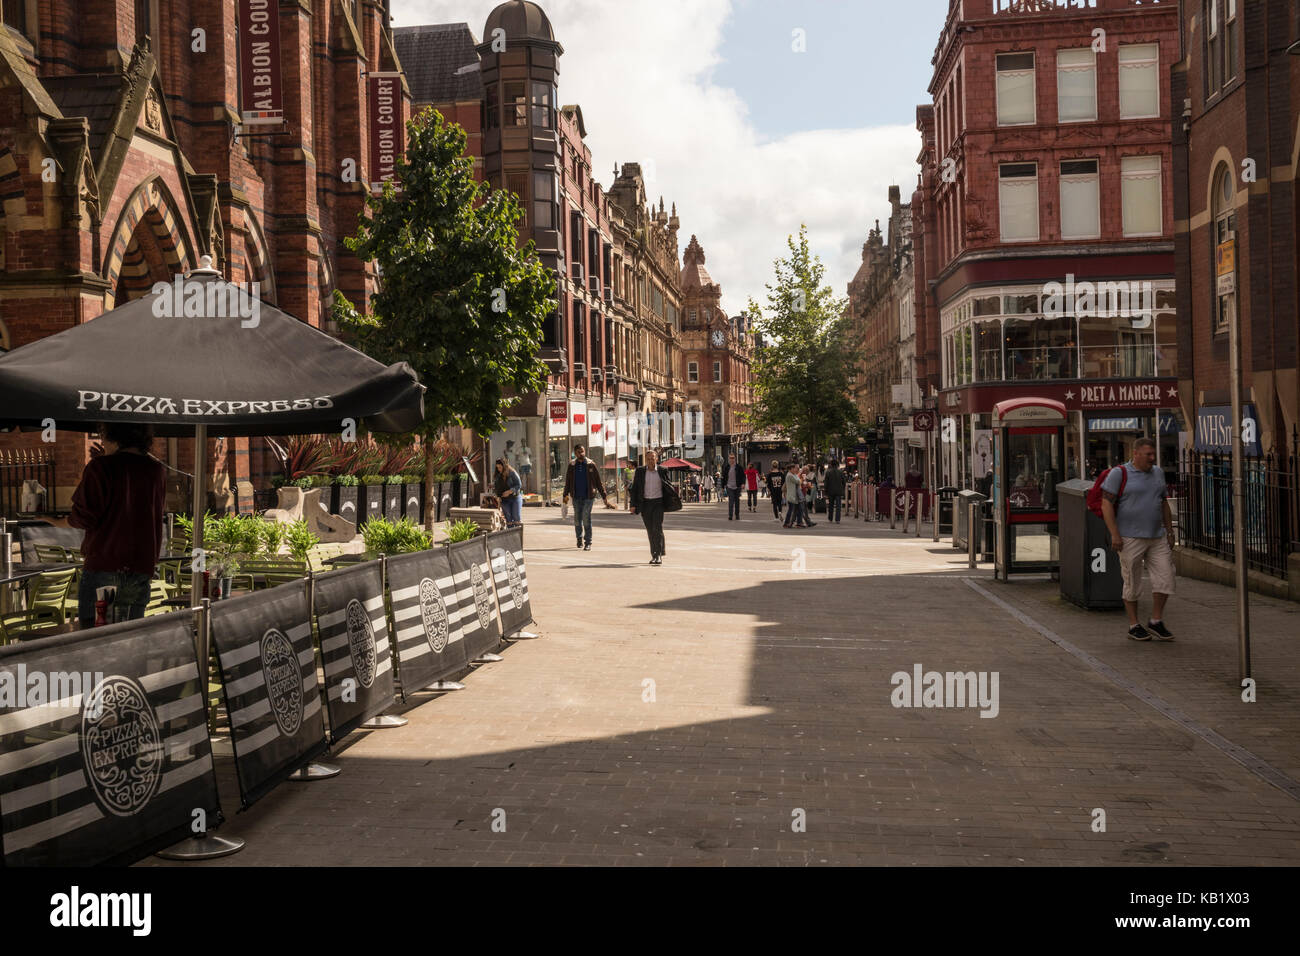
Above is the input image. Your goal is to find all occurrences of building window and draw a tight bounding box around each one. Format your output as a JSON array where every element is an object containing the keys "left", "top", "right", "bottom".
[
  {"left": 2, "top": 0, "right": 31, "bottom": 41},
  {"left": 1206, "top": 0, "right": 1222, "bottom": 95},
  {"left": 688, "top": 308, "right": 697, "bottom": 324},
  {"left": 504, "top": 82, "right": 527, "bottom": 126},
  {"left": 1120, "top": 155, "right": 1162, "bottom": 237},
  {"left": 996, "top": 52, "right": 1036, "bottom": 127},
  {"left": 1212, "top": 163, "right": 1236, "bottom": 335},
  {"left": 998, "top": 163, "right": 1039, "bottom": 242},
  {"left": 135, "top": 0, "right": 152, "bottom": 44},
  {"left": 506, "top": 172, "right": 527, "bottom": 229},
  {"left": 1119, "top": 44, "right": 1159, "bottom": 119},
  {"left": 1056, "top": 49, "right": 1096, "bottom": 123},
  {"left": 1059, "top": 160, "right": 1100, "bottom": 240},
  {"left": 1225, "top": 0, "right": 1239, "bottom": 83},
  {"left": 531, "top": 82, "right": 554, "bottom": 129},
  {"left": 485, "top": 85, "right": 499, "bottom": 129},
  {"left": 712, "top": 361, "right": 722, "bottom": 383},
  {"left": 532, "top": 171, "right": 555, "bottom": 230},
  {"left": 688, "top": 361, "right": 699, "bottom": 383}
]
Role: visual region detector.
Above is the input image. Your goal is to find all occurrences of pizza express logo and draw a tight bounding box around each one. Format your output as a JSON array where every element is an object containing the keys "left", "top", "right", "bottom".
[
  {"left": 345, "top": 598, "right": 377, "bottom": 690},
  {"left": 80, "top": 675, "right": 163, "bottom": 817},
  {"left": 504, "top": 550, "right": 523, "bottom": 599},
  {"left": 260, "top": 628, "right": 303, "bottom": 737},
  {"left": 419, "top": 577, "right": 449, "bottom": 654},
  {"left": 470, "top": 564, "right": 492, "bottom": 632}
]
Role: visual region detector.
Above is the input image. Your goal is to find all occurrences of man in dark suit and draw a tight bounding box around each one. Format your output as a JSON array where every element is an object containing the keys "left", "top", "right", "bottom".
[
  {"left": 630, "top": 448, "right": 672, "bottom": 565},
  {"left": 721, "top": 453, "right": 745, "bottom": 520}
]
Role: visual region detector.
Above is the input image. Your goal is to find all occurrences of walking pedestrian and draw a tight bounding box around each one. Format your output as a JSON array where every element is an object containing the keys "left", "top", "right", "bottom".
[
  {"left": 68, "top": 422, "right": 166, "bottom": 627},
  {"left": 745, "top": 461, "right": 760, "bottom": 512},
  {"left": 701, "top": 471, "right": 714, "bottom": 503},
  {"left": 722, "top": 453, "right": 745, "bottom": 520},
  {"left": 799, "top": 466, "right": 817, "bottom": 527},
  {"left": 1100, "top": 437, "right": 1176, "bottom": 641},
  {"left": 767, "top": 461, "right": 785, "bottom": 520},
  {"left": 494, "top": 457, "right": 523, "bottom": 527},
  {"left": 563, "top": 444, "right": 611, "bottom": 551},
  {"left": 782, "top": 462, "right": 802, "bottom": 528},
  {"left": 630, "top": 448, "right": 672, "bottom": 564},
  {"left": 823, "top": 458, "right": 845, "bottom": 524}
]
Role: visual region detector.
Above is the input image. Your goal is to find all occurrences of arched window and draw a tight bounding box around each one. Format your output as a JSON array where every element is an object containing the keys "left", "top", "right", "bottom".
[{"left": 1211, "top": 163, "right": 1235, "bottom": 335}]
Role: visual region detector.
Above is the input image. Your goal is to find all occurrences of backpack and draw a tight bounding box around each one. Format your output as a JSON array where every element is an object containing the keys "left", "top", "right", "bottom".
[{"left": 1085, "top": 465, "right": 1127, "bottom": 519}]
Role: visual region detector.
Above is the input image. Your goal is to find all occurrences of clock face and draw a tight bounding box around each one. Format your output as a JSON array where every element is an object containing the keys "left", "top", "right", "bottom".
[{"left": 711, "top": 330, "right": 725, "bottom": 347}]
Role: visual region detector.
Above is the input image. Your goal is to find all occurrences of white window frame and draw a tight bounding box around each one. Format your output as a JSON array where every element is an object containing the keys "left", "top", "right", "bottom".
[
  {"left": 998, "top": 163, "right": 1040, "bottom": 243},
  {"left": 712, "top": 361, "right": 722, "bottom": 383},
  {"left": 1120, "top": 155, "right": 1163, "bottom": 238},
  {"left": 1118, "top": 44, "right": 1160, "bottom": 120},
  {"left": 996, "top": 52, "right": 1036, "bottom": 127},
  {"left": 1055, "top": 48, "right": 1097, "bottom": 123},
  {"left": 688, "top": 361, "right": 699, "bottom": 383},
  {"left": 1059, "top": 159, "right": 1101, "bottom": 240}
]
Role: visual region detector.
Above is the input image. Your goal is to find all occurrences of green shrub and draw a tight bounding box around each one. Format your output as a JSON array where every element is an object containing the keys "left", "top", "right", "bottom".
[
  {"left": 258, "top": 519, "right": 286, "bottom": 556},
  {"left": 293, "top": 476, "right": 314, "bottom": 489},
  {"left": 444, "top": 518, "right": 479, "bottom": 543},
  {"left": 362, "top": 516, "right": 432, "bottom": 555},
  {"left": 284, "top": 519, "right": 319, "bottom": 562},
  {"left": 270, "top": 475, "right": 287, "bottom": 489},
  {"left": 310, "top": 474, "right": 333, "bottom": 488},
  {"left": 360, "top": 474, "right": 385, "bottom": 485},
  {"left": 334, "top": 474, "right": 360, "bottom": 486},
  {"left": 386, "top": 474, "right": 404, "bottom": 485}
]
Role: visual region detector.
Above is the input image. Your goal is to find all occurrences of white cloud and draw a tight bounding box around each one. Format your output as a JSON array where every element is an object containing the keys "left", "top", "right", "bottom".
[{"left": 391, "top": 0, "right": 918, "bottom": 315}]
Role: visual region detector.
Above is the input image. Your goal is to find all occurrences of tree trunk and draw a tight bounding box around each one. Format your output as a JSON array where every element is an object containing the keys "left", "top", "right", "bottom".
[{"left": 424, "top": 440, "right": 435, "bottom": 532}]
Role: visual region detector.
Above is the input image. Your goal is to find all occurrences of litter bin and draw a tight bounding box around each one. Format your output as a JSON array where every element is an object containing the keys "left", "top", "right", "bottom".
[
  {"left": 954, "top": 489, "right": 986, "bottom": 552},
  {"left": 1057, "top": 478, "right": 1124, "bottom": 610},
  {"left": 937, "top": 486, "right": 958, "bottom": 536}
]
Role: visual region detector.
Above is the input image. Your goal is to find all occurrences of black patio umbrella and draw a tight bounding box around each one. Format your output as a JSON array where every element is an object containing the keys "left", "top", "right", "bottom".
[{"left": 0, "top": 260, "right": 425, "bottom": 608}]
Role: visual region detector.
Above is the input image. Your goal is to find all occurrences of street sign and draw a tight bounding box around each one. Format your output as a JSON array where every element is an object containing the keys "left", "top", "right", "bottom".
[
  {"left": 912, "top": 411, "right": 936, "bottom": 432},
  {"left": 875, "top": 415, "right": 887, "bottom": 427}
]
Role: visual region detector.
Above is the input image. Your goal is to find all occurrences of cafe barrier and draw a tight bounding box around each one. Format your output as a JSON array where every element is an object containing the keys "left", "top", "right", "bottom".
[
  {"left": 485, "top": 526, "right": 533, "bottom": 638},
  {"left": 447, "top": 537, "right": 501, "bottom": 662},
  {"left": 386, "top": 546, "right": 468, "bottom": 701},
  {"left": 0, "top": 614, "right": 222, "bottom": 866},
  {"left": 313, "top": 562, "right": 396, "bottom": 743},
  {"left": 209, "top": 582, "right": 329, "bottom": 806}
]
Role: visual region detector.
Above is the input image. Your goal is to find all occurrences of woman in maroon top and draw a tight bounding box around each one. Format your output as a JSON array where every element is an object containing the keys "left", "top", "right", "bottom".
[{"left": 68, "top": 423, "right": 167, "bottom": 627}]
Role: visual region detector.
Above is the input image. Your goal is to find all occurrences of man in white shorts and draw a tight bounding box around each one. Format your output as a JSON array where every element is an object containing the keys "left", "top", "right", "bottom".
[{"left": 1100, "top": 437, "right": 1176, "bottom": 641}]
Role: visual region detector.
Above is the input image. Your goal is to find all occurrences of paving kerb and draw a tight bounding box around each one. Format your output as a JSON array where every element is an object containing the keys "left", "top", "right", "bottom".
[{"left": 144, "top": 501, "right": 1300, "bottom": 865}]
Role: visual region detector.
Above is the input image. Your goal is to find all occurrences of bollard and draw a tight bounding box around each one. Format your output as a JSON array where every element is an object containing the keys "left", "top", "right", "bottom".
[
  {"left": 914, "top": 491, "right": 922, "bottom": 537},
  {"left": 968, "top": 501, "right": 978, "bottom": 569},
  {"left": 889, "top": 489, "right": 897, "bottom": 529},
  {"left": 0, "top": 530, "right": 11, "bottom": 615},
  {"left": 932, "top": 492, "right": 940, "bottom": 542}
]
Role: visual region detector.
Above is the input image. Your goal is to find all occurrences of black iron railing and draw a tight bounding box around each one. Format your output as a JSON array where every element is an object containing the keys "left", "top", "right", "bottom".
[
  {"left": 1175, "top": 428, "right": 1299, "bottom": 580},
  {"left": 0, "top": 448, "right": 57, "bottom": 519}
]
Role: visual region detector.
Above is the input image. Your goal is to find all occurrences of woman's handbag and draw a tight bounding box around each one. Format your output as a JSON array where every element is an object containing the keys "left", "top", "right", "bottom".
[{"left": 661, "top": 475, "right": 683, "bottom": 513}]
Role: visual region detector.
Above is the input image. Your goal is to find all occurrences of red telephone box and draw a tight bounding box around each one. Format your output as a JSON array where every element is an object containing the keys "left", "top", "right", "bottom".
[{"left": 992, "top": 397, "right": 1067, "bottom": 580}]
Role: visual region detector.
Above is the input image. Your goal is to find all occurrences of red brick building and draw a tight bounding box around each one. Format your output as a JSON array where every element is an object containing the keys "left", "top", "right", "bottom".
[
  {"left": 1172, "top": 0, "right": 1299, "bottom": 582},
  {"left": 1, "top": 0, "right": 407, "bottom": 512},
  {"left": 397, "top": 2, "right": 687, "bottom": 503},
  {"left": 677, "top": 234, "right": 754, "bottom": 469},
  {"left": 918, "top": 0, "right": 1180, "bottom": 492}
]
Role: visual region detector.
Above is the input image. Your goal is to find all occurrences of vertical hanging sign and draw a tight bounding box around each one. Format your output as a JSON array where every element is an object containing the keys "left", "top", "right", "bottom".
[
  {"left": 368, "top": 73, "right": 403, "bottom": 194},
  {"left": 238, "top": 0, "right": 284, "bottom": 126}
]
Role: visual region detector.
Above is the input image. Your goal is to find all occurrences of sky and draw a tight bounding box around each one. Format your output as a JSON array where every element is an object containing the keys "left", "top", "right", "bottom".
[{"left": 390, "top": 0, "right": 953, "bottom": 316}]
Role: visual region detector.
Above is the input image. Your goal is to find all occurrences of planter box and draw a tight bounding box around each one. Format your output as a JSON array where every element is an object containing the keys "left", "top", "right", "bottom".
[
  {"left": 360, "top": 484, "right": 384, "bottom": 526},
  {"left": 403, "top": 483, "right": 423, "bottom": 523},
  {"left": 383, "top": 483, "right": 403, "bottom": 521},
  {"left": 335, "top": 485, "right": 359, "bottom": 526}
]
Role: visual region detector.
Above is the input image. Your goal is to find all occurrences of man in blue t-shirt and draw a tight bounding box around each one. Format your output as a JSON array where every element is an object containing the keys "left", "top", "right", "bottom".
[{"left": 1100, "top": 437, "right": 1176, "bottom": 641}]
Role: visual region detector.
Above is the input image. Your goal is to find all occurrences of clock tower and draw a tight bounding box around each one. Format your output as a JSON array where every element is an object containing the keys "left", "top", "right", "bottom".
[{"left": 678, "top": 235, "right": 755, "bottom": 468}]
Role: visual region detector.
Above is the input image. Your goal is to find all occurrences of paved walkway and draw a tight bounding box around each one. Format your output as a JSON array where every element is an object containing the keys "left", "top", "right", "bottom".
[{"left": 150, "top": 498, "right": 1300, "bottom": 865}]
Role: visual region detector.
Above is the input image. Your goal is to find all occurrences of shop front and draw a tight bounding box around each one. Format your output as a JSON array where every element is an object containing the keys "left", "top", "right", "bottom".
[{"left": 941, "top": 378, "right": 1179, "bottom": 492}]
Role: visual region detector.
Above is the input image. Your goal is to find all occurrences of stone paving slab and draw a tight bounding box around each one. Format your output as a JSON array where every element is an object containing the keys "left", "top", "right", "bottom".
[{"left": 146, "top": 500, "right": 1300, "bottom": 866}]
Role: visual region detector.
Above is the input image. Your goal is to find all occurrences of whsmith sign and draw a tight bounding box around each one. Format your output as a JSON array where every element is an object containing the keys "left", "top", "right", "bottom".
[{"left": 1194, "top": 403, "right": 1260, "bottom": 457}]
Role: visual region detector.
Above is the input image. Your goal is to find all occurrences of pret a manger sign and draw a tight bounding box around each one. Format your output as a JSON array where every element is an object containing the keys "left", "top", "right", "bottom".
[{"left": 238, "top": 0, "right": 284, "bottom": 126}]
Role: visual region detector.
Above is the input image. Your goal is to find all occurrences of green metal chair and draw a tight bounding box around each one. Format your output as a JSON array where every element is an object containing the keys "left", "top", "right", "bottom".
[
  {"left": 144, "top": 578, "right": 176, "bottom": 617},
  {"left": 33, "top": 544, "right": 68, "bottom": 563},
  {"left": 25, "top": 568, "right": 77, "bottom": 628},
  {"left": 232, "top": 558, "right": 308, "bottom": 591}
]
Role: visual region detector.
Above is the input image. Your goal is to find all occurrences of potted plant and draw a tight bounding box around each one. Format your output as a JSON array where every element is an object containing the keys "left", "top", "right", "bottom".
[
  {"left": 284, "top": 518, "right": 319, "bottom": 564},
  {"left": 444, "top": 517, "right": 479, "bottom": 543},
  {"left": 384, "top": 474, "right": 404, "bottom": 521},
  {"left": 333, "top": 473, "right": 360, "bottom": 524},
  {"left": 359, "top": 474, "right": 385, "bottom": 525},
  {"left": 401, "top": 471, "right": 423, "bottom": 523},
  {"left": 205, "top": 513, "right": 257, "bottom": 600}
]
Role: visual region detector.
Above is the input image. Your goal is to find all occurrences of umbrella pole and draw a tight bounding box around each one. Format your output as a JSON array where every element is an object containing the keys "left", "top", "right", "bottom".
[{"left": 190, "top": 424, "right": 207, "bottom": 650}]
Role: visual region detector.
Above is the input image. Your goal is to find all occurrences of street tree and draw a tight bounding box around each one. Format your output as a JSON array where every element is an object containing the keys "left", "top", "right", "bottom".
[
  {"left": 743, "top": 225, "right": 861, "bottom": 462},
  {"left": 335, "top": 107, "right": 555, "bottom": 527}
]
